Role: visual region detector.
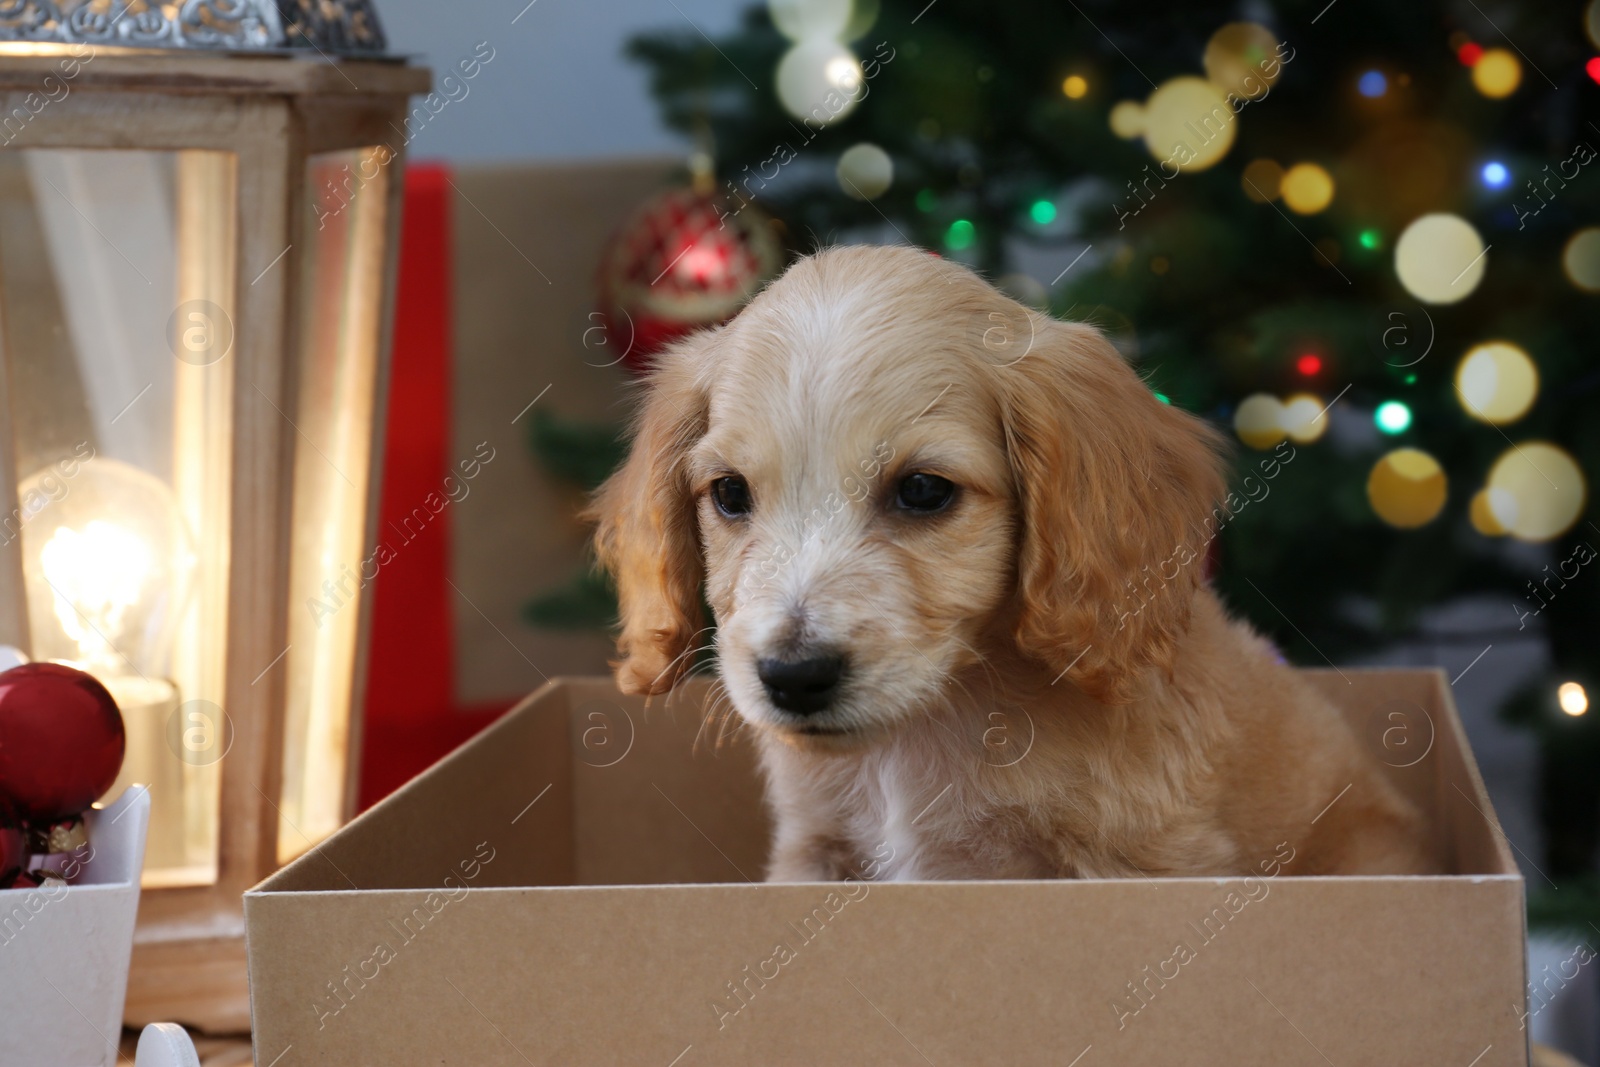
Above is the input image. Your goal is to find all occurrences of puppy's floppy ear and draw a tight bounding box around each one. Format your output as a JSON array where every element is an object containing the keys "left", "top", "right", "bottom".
[
  {"left": 588, "top": 335, "right": 710, "bottom": 696},
  {"left": 996, "top": 318, "right": 1228, "bottom": 704}
]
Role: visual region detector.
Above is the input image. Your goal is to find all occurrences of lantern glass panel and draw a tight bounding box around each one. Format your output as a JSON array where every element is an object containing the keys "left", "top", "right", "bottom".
[
  {"left": 0, "top": 148, "right": 236, "bottom": 888},
  {"left": 278, "top": 147, "right": 391, "bottom": 864}
]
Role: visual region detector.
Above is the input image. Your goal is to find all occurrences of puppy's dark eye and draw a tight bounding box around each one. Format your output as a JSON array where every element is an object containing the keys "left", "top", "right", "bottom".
[
  {"left": 896, "top": 473, "right": 955, "bottom": 512},
  {"left": 711, "top": 476, "right": 752, "bottom": 518}
]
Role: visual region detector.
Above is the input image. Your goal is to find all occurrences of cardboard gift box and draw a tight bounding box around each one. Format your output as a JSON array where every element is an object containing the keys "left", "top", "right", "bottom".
[{"left": 245, "top": 670, "right": 1528, "bottom": 1066}]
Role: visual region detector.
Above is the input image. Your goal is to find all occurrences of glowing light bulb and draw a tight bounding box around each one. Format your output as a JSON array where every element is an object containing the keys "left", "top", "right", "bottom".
[
  {"left": 40, "top": 521, "right": 154, "bottom": 673},
  {"left": 1559, "top": 681, "right": 1588, "bottom": 717},
  {"left": 20, "top": 457, "right": 196, "bottom": 682},
  {"left": 22, "top": 457, "right": 203, "bottom": 880}
]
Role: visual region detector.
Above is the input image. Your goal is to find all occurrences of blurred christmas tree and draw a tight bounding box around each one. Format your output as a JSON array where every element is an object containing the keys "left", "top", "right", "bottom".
[{"left": 542, "top": 0, "right": 1600, "bottom": 911}]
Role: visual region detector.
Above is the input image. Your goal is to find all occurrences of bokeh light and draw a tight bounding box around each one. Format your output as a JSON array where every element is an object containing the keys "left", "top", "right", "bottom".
[
  {"left": 768, "top": 0, "right": 852, "bottom": 42},
  {"left": 1296, "top": 353, "right": 1322, "bottom": 376},
  {"left": 776, "top": 38, "right": 864, "bottom": 122},
  {"left": 1375, "top": 400, "right": 1413, "bottom": 434},
  {"left": 1234, "top": 393, "right": 1286, "bottom": 450},
  {"left": 1455, "top": 341, "right": 1538, "bottom": 425},
  {"left": 1242, "top": 159, "right": 1284, "bottom": 202},
  {"left": 1559, "top": 682, "right": 1589, "bottom": 717},
  {"left": 1368, "top": 449, "right": 1447, "bottom": 528},
  {"left": 1358, "top": 70, "right": 1387, "bottom": 97},
  {"left": 1030, "top": 199, "right": 1057, "bottom": 225},
  {"left": 945, "top": 218, "right": 976, "bottom": 251},
  {"left": 1283, "top": 394, "right": 1328, "bottom": 443},
  {"left": 1203, "top": 22, "right": 1281, "bottom": 99},
  {"left": 1138, "top": 77, "right": 1237, "bottom": 172},
  {"left": 1109, "top": 100, "right": 1145, "bottom": 139},
  {"left": 1281, "top": 163, "right": 1335, "bottom": 214},
  {"left": 1394, "top": 213, "right": 1486, "bottom": 304},
  {"left": 1062, "top": 74, "right": 1089, "bottom": 99},
  {"left": 1562, "top": 227, "right": 1600, "bottom": 292},
  {"left": 1471, "top": 48, "right": 1521, "bottom": 98},
  {"left": 1469, "top": 488, "right": 1506, "bottom": 536},
  {"left": 836, "top": 143, "right": 893, "bottom": 200},
  {"left": 1359, "top": 228, "right": 1382, "bottom": 251},
  {"left": 1480, "top": 161, "right": 1509, "bottom": 188},
  {"left": 1485, "top": 442, "right": 1587, "bottom": 542}
]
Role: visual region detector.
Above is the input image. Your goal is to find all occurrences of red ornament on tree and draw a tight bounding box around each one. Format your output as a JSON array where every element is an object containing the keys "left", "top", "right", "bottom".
[
  {"left": 0, "top": 663, "right": 125, "bottom": 824},
  {"left": 595, "top": 184, "right": 784, "bottom": 375}
]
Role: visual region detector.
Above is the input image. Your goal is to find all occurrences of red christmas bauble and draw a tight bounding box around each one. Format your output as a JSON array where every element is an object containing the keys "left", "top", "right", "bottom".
[
  {"left": 596, "top": 186, "right": 784, "bottom": 374},
  {"left": 0, "top": 663, "right": 124, "bottom": 823}
]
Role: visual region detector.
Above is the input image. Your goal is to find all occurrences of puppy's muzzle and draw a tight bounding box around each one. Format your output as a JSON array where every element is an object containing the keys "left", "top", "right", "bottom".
[{"left": 757, "top": 652, "right": 847, "bottom": 715}]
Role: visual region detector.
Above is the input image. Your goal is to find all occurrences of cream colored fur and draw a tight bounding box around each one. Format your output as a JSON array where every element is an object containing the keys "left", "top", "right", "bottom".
[{"left": 591, "top": 244, "right": 1435, "bottom": 882}]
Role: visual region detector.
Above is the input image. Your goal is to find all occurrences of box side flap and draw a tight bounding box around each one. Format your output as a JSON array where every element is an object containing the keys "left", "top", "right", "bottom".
[
  {"left": 1422, "top": 670, "right": 1521, "bottom": 877},
  {"left": 1303, "top": 667, "right": 1518, "bottom": 876},
  {"left": 251, "top": 680, "right": 575, "bottom": 894},
  {"left": 570, "top": 678, "right": 771, "bottom": 885}
]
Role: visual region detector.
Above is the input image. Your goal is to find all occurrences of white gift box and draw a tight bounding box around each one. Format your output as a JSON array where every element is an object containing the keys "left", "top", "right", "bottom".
[{"left": 0, "top": 786, "right": 151, "bottom": 1067}]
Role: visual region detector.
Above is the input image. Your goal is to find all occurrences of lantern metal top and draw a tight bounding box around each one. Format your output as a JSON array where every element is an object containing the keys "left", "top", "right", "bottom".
[{"left": 0, "top": 1, "right": 388, "bottom": 56}]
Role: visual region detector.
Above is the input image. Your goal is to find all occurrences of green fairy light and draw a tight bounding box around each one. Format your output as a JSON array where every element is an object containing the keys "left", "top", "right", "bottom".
[{"left": 1375, "top": 400, "right": 1412, "bottom": 434}]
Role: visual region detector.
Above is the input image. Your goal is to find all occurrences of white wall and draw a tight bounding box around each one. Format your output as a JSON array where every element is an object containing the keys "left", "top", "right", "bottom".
[{"left": 378, "top": 0, "right": 749, "bottom": 162}]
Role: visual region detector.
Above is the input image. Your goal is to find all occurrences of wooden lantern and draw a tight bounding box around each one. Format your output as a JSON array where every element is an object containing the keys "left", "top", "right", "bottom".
[{"left": 0, "top": 4, "right": 427, "bottom": 1031}]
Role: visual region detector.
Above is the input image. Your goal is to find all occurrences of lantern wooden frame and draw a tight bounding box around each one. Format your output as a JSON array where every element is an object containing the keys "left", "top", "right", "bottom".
[{"left": 0, "top": 52, "right": 428, "bottom": 1030}]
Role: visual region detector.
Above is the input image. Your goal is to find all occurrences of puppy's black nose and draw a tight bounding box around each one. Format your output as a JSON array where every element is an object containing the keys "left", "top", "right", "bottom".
[{"left": 757, "top": 654, "right": 846, "bottom": 715}]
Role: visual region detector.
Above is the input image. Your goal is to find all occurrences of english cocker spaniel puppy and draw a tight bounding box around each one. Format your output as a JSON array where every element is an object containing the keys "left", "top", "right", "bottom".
[{"left": 592, "top": 244, "right": 1434, "bottom": 881}]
